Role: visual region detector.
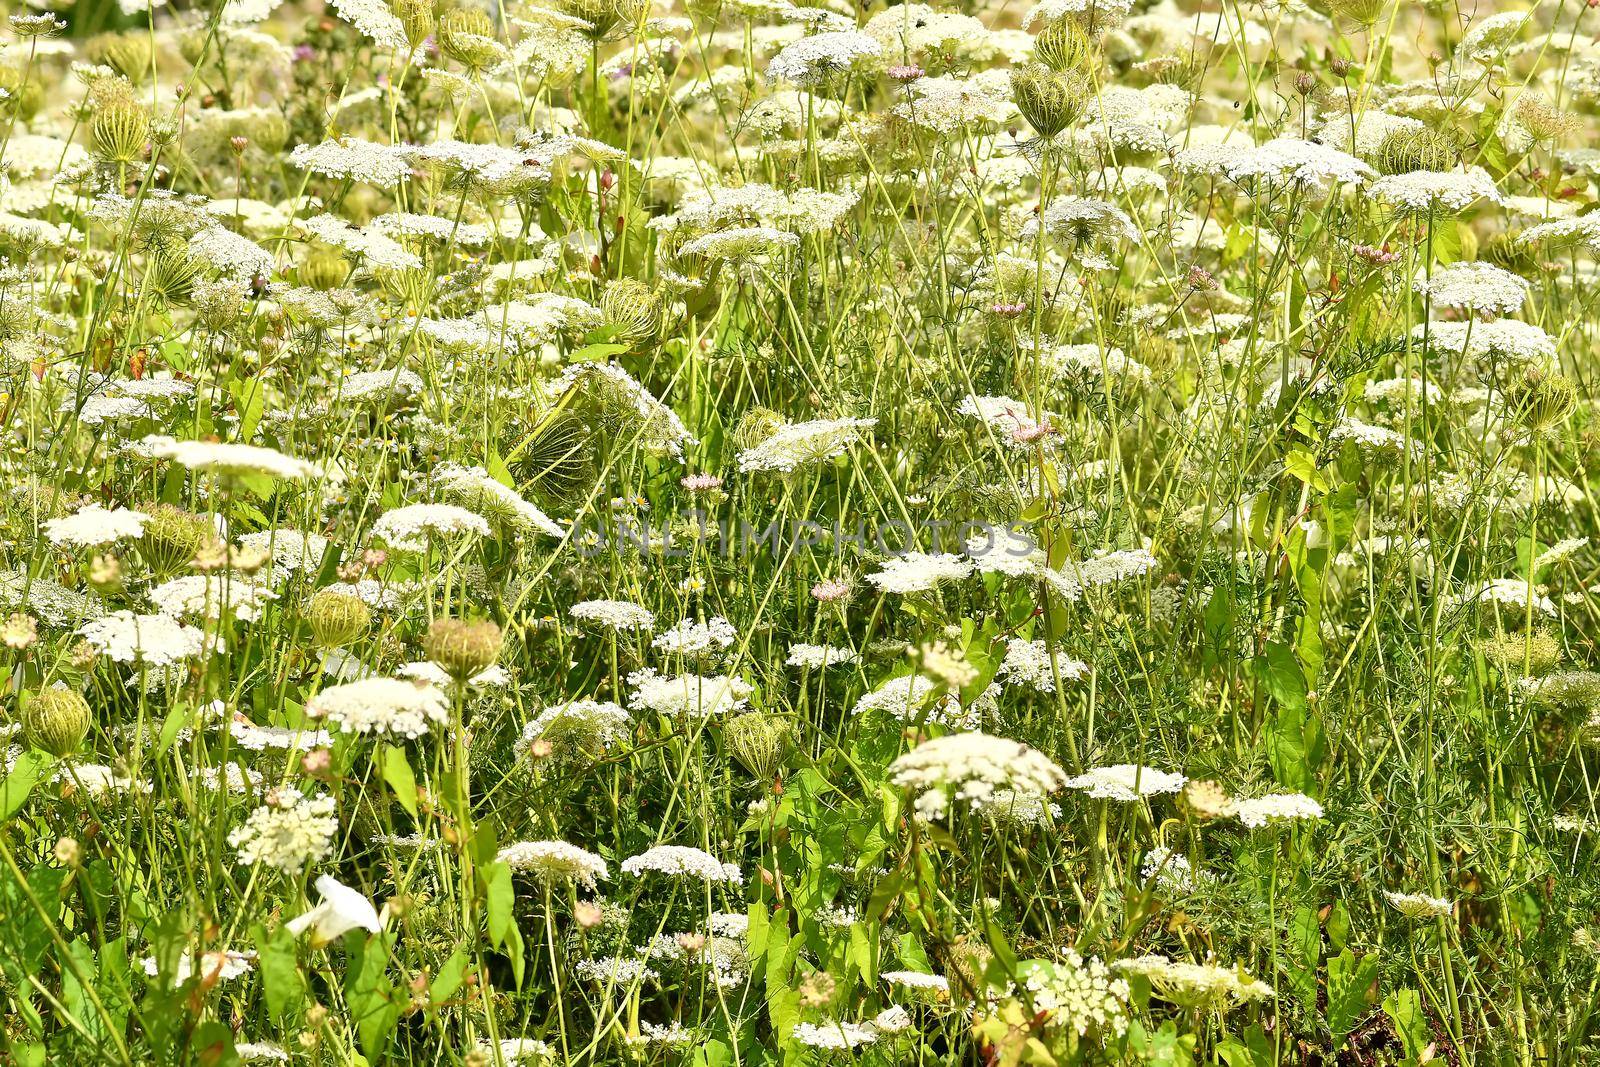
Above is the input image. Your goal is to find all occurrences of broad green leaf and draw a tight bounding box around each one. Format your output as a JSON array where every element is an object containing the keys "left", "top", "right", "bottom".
[
  {"left": 1, "top": 750, "right": 52, "bottom": 822},
  {"left": 256, "top": 924, "right": 303, "bottom": 1022},
  {"left": 484, "top": 861, "right": 515, "bottom": 948},
  {"left": 1326, "top": 948, "right": 1378, "bottom": 1047},
  {"left": 380, "top": 744, "right": 419, "bottom": 819}
]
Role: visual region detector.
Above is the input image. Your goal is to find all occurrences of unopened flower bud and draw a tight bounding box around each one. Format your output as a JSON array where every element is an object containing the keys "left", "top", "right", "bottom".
[
  {"left": 23, "top": 688, "right": 92, "bottom": 758},
  {"left": 307, "top": 589, "right": 371, "bottom": 648},
  {"left": 423, "top": 618, "right": 503, "bottom": 680}
]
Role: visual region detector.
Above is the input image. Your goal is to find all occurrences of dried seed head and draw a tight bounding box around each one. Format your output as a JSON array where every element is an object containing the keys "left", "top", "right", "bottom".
[{"left": 423, "top": 618, "right": 504, "bottom": 680}]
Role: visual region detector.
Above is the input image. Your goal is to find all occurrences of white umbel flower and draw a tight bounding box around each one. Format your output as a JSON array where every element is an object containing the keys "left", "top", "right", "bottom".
[
  {"left": 307, "top": 677, "right": 449, "bottom": 738},
  {"left": 227, "top": 788, "right": 339, "bottom": 873},
  {"left": 1063, "top": 764, "right": 1186, "bottom": 801},
  {"left": 498, "top": 840, "right": 609, "bottom": 886},
  {"left": 570, "top": 599, "right": 656, "bottom": 631},
  {"left": 371, "top": 503, "right": 492, "bottom": 552},
  {"left": 45, "top": 504, "right": 149, "bottom": 548},
  {"left": 141, "top": 436, "right": 318, "bottom": 480},
  {"left": 150, "top": 575, "right": 279, "bottom": 623},
  {"left": 79, "top": 611, "right": 211, "bottom": 667},
  {"left": 888, "top": 731, "right": 1068, "bottom": 820},
  {"left": 866, "top": 553, "right": 972, "bottom": 594},
  {"left": 627, "top": 668, "right": 751, "bottom": 717},
  {"left": 1384, "top": 890, "right": 1452, "bottom": 919},
  {"left": 1231, "top": 792, "right": 1324, "bottom": 828},
  {"left": 621, "top": 844, "right": 743, "bottom": 883},
  {"left": 433, "top": 464, "right": 564, "bottom": 538},
  {"left": 1413, "top": 261, "right": 1529, "bottom": 314}
]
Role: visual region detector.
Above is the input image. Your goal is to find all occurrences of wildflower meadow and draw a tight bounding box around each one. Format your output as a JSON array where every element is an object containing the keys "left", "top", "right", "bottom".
[{"left": 0, "top": 0, "right": 1598, "bottom": 1061}]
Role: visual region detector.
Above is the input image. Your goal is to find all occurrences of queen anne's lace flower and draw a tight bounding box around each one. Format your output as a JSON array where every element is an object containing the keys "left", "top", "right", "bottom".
[
  {"left": 570, "top": 599, "right": 656, "bottom": 630},
  {"left": 228, "top": 788, "right": 339, "bottom": 873},
  {"left": 142, "top": 437, "right": 318, "bottom": 480},
  {"left": 737, "top": 417, "right": 876, "bottom": 472},
  {"left": 307, "top": 677, "right": 449, "bottom": 738},
  {"left": 1115, "top": 955, "right": 1272, "bottom": 1010},
  {"left": 627, "top": 669, "right": 751, "bottom": 717},
  {"left": 621, "top": 844, "right": 743, "bottom": 883},
  {"left": 1384, "top": 890, "right": 1452, "bottom": 919},
  {"left": 766, "top": 31, "right": 882, "bottom": 84},
  {"left": 997, "top": 639, "right": 1089, "bottom": 693},
  {"left": 79, "top": 611, "right": 210, "bottom": 666},
  {"left": 1370, "top": 167, "right": 1504, "bottom": 215},
  {"left": 866, "top": 552, "right": 972, "bottom": 594},
  {"left": 371, "top": 504, "right": 492, "bottom": 551},
  {"left": 852, "top": 674, "right": 974, "bottom": 727},
  {"left": 1414, "top": 261, "right": 1529, "bottom": 314},
  {"left": 498, "top": 840, "right": 609, "bottom": 885},
  {"left": 1231, "top": 792, "right": 1324, "bottom": 828},
  {"left": 889, "top": 731, "right": 1067, "bottom": 820},
  {"left": 652, "top": 616, "right": 737, "bottom": 656},
  {"left": 150, "top": 575, "right": 278, "bottom": 623},
  {"left": 1063, "top": 764, "right": 1186, "bottom": 801},
  {"left": 433, "top": 464, "right": 564, "bottom": 538},
  {"left": 786, "top": 643, "right": 860, "bottom": 669},
  {"left": 45, "top": 505, "right": 149, "bottom": 548}
]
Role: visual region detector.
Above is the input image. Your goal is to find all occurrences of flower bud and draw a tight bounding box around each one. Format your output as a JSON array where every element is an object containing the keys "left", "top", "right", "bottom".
[
  {"left": 600, "top": 278, "right": 663, "bottom": 346},
  {"left": 423, "top": 618, "right": 503, "bottom": 680},
  {"left": 392, "top": 0, "right": 436, "bottom": 49},
  {"left": 92, "top": 98, "right": 151, "bottom": 165},
  {"left": 723, "top": 712, "right": 791, "bottom": 779},
  {"left": 307, "top": 589, "right": 371, "bottom": 648},
  {"left": 1032, "top": 17, "right": 1096, "bottom": 71},
  {"left": 23, "top": 687, "right": 91, "bottom": 758},
  {"left": 1507, "top": 365, "right": 1578, "bottom": 433},
  {"left": 1374, "top": 127, "right": 1457, "bottom": 175},
  {"left": 438, "top": 8, "right": 503, "bottom": 71},
  {"left": 1010, "top": 63, "right": 1088, "bottom": 138},
  {"left": 138, "top": 504, "right": 212, "bottom": 577}
]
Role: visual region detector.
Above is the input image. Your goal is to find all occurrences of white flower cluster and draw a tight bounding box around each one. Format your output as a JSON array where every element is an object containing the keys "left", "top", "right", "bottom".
[
  {"left": 1231, "top": 792, "right": 1324, "bottom": 828},
  {"left": 888, "top": 731, "right": 1067, "bottom": 820},
  {"left": 497, "top": 840, "right": 609, "bottom": 886},
  {"left": 517, "top": 699, "right": 633, "bottom": 755},
  {"left": 1370, "top": 167, "right": 1504, "bottom": 215},
  {"left": 570, "top": 599, "right": 656, "bottom": 631},
  {"left": 227, "top": 788, "right": 339, "bottom": 873},
  {"left": 1414, "top": 261, "right": 1529, "bottom": 314},
  {"left": 997, "top": 639, "right": 1089, "bottom": 693},
  {"left": 627, "top": 669, "right": 752, "bottom": 717},
  {"left": 307, "top": 677, "right": 449, "bottom": 739},
  {"left": 620, "top": 844, "right": 743, "bottom": 883},
  {"left": 866, "top": 552, "right": 972, "bottom": 594},
  {"left": 1383, "top": 890, "right": 1452, "bottom": 919},
  {"left": 1063, "top": 764, "right": 1186, "bottom": 802},
  {"left": 766, "top": 30, "right": 882, "bottom": 84},
  {"left": 79, "top": 611, "right": 211, "bottom": 667},
  {"left": 44, "top": 504, "right": 149, "bottom": 548},
  {"left": 142, "top": 437, "right": 318, "bottom": 480},
  {"left": 370, "top": 503, "right": 492, "bottom": 552},
  {"left": 786, "top": 643, "right": 860, "bottom": 669},
  {"left": 652, "top": 616, "right": 737, "bottom": 656},
  {"left": 1115, "top": 955, "right": 1273, "bottom": 1010},
  {"left": 851, "top": 674, "right": 974, "bottom": 727},
  {"left": 150, "top": 575, "right": 279, "bottom": 623},
  {"left": 433, "top": 464, "right": 564, "bottom": 538},
  {"left": 1020, "top": 952, "right": 1131, "bottom": 1038},
  {"left": 736, "top": 417, "right": 876, "bottom": 473}
]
